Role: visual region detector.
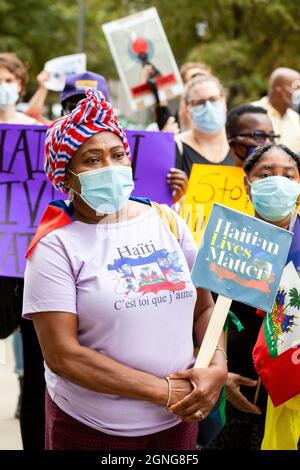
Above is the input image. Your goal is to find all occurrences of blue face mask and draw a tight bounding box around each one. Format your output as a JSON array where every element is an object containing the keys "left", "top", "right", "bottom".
[
  {"left": 191, "top": 101, "right": 226, "bottom": 133},
  {"left": 0, "top": 82, "right": 19, "bottom": 108},
  {"left": 69, "top": 166, "right": 134, "bottom": 214},
  {"left": 250, "top": 176, "right": 300, "bottom": 222}
]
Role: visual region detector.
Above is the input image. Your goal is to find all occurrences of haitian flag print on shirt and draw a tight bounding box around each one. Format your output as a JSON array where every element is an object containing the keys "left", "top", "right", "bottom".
[{"left": 108, "top": 249, "right": 187, "bottom": 296}]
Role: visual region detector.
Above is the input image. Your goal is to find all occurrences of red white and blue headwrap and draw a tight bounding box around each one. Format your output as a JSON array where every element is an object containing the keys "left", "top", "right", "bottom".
[{"left": 44, "top": 88, "right": 131, "bottom": 193}]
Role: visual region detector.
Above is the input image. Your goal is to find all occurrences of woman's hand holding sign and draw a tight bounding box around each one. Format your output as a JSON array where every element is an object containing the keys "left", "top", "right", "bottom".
[{"left": 167, "top": 167, "right": 188, "bottom": 203}]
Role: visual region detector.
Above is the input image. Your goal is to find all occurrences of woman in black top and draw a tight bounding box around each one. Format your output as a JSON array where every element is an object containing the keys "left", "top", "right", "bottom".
[
  {"left": 176, "top": 139, "right": 233, "bottom": 177},
  {"left": 176, "top": 75, "right": 234, "bottom": 177},
  {"left": 209, "top": 143, "right": 300, "bottom": 450}
]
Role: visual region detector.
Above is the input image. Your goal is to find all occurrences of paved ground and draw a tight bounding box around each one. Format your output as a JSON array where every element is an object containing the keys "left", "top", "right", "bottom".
[{"left": 0, "top": 336, "right": 23, "bottom": 450}]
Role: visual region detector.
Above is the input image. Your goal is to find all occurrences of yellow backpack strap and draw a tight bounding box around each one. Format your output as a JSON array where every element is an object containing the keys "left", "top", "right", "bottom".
[{"left": 152, "top": 201, "right": 180, "bottom": 242}]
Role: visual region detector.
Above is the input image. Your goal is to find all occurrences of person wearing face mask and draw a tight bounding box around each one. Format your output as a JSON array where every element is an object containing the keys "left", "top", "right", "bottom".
[
  {"left": 1, "top": 69, "right": 114, "bottom": 451},
  {"left": 252, "top": 67, "right": 300, "bottom": 153},
  {"left": 0, "top": 53, "right": 40, "bottom": 124},
  {"left": 226, "top": 104, "right": 280, "bottom": 167},
  {"left": 208, "top": 143, "right": 300, "bottom": 451},
  {"left": 176, "top": 75, "right": 233, "bottom": 178},
  {"left": 0, "top": 52, "right": 45, "bottom": 450},
  {"left": 22, "top": 89, "right": 227, "bottom": 450},
  {"left": 177, "top": 62, "right": 212, "bottom": 133}
]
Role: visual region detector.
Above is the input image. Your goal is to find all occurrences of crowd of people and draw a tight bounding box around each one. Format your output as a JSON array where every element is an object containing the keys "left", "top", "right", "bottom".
[{"left": 0, "top": 50, "right": 300, "bottom": 451}]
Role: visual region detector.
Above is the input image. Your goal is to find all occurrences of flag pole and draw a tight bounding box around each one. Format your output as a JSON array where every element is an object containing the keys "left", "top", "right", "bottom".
[{"left": 254, "top": 377, "right": 261, "bottom": 405}]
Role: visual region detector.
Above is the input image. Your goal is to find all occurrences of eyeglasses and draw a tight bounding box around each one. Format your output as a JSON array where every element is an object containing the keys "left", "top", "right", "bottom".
[
  {"left": 188, "top": 95, "right": 222, "bottom": 107},
  {"left": 232, "top": 131, "right": 280, "bottom": 144}
]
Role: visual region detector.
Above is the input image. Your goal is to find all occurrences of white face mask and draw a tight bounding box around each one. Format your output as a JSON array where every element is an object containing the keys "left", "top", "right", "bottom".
[
  {"left": 191, "top": 101, "right": 226, "bottom": 133},
  {"left": 0, "top": 82, "right": 19, "bottom": 108}
]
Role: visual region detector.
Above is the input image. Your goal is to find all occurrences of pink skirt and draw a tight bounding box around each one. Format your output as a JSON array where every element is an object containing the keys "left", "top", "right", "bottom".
[{"left": 45, "top": 389, "right": 197, "bottom": 450}]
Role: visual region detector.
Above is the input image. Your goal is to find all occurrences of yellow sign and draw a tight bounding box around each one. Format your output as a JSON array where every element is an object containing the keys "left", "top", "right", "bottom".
[{"left": 181, "top": 164, "right": 254, "bottom": 245}]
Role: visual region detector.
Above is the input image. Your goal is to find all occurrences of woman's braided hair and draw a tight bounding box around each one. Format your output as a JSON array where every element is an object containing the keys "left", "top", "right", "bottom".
[{"left": 243, "top": 143, "right": 300, "bottom": 174}]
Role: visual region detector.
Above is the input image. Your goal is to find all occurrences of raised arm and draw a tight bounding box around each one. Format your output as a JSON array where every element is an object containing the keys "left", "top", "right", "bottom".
[{"left": 26, "top": 70, "right": 49, "bottom": 121}]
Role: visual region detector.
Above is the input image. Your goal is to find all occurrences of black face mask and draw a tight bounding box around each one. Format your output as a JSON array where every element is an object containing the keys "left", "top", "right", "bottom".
[{"left": 232, "top": 143, "right": 257, "bottom": 161}]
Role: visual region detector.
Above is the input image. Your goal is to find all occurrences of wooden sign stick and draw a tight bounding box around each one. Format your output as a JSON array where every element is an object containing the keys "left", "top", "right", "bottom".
[{"left": 194, "top": 295, "right": 232, "bottom": 368}]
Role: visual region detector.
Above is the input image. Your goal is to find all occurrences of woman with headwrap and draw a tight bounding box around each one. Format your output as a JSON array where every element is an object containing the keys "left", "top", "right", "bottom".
[{"left": 22, "top": 89, "right": 227, "bottom": 450}]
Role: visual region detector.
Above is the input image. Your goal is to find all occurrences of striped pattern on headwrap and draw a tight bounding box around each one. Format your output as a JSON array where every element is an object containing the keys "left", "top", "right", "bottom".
[{"left": 44, "top": 88, "right": 131, "bottom": 192}]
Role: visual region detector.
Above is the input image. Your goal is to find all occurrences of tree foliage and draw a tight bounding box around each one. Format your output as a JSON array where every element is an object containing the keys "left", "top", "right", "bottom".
[
  {"left": 1, "top": 0, "right": 300, "bottom": 107},
  {"left": 0, "top": 0, "right": 78, "bottom": 98}
]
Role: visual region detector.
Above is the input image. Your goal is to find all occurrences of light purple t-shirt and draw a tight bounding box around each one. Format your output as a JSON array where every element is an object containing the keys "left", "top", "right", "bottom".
[{"left": 23, "top": 205, "right": 198, "bottom": 436}]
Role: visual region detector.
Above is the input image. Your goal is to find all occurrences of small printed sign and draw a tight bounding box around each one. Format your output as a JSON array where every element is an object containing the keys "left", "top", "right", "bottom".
[
  {"left": 102, "top": 8, "right": 183, "bottom": 111},
  {"left": 191, "top": 204, "right": 293, "bottom": 311},
  {"left": 44, "top": 53, "right": 86, "bottom": 91}
]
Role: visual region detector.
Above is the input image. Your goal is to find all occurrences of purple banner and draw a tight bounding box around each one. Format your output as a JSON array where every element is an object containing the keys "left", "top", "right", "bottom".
[
  {"left": 0, "top": 124, "right": 175, "bottom": 278},
  {"left": 129, "top": 130, "right": 174, "bottom": 205}
]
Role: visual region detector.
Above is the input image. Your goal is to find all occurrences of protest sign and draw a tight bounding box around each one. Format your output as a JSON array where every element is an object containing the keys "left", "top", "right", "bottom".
[
  {"left": 182, "top": 164, "right": 254, "bottom": 246},
  {"left": 0, "top": 124, "right": 175, "bottom": 277},
  {"left": 44, "top": 53, "right": 86, "bottom": 91},
  {"left": 102, "top": 8, "right": 183, "bottom": 111},
  {"left": 192, "top": 203, "right": 293, "bottom": 311},
  {"left": 0, "top": 124, "right": 53, "bottom": 277},
  {"left": 191, "top": 203, "right": 293, "bottom": 368},
  {"left": 129, "top": 130, "right": 174, "bottom": 205}
]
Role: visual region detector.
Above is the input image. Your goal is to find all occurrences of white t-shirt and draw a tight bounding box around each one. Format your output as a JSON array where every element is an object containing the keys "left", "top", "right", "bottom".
[{"left": 23, "top": 204, "right": 198, "bottom": 436}]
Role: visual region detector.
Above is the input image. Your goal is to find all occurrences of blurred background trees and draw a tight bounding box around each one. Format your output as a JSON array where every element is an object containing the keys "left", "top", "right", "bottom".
[{"left": 1, "top": 0, "right": 300, "bottom": 107}]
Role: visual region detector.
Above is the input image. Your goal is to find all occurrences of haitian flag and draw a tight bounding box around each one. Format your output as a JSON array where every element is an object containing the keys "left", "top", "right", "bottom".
[{"left": 253, "top": 215, "right": 300, "bottom": 407}]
